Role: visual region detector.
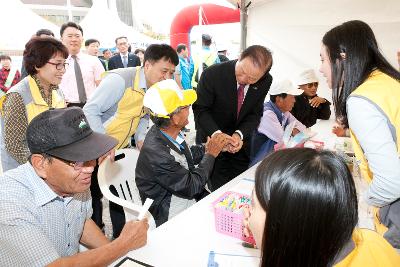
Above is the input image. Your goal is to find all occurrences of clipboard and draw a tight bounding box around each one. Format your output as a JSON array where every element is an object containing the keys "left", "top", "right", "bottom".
[{"left": 114, "top": 256, "right": 154, "bottom": 267}]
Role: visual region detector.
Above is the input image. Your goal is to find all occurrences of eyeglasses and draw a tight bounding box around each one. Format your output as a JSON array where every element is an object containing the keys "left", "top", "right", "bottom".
[
  {"left": 47, "top": 61, "right": 69, "bottom": 70},
  {"left": 306, "top": 82, "right": 319, "bottom": 88},
  {"left": 50, "top": 155, "right": 94, "bottom": 170}
]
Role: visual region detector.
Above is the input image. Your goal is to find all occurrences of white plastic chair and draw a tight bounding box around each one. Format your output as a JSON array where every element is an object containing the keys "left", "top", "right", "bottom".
[{"left": 98, "top": 148, "right": 156, "bottom": 230}]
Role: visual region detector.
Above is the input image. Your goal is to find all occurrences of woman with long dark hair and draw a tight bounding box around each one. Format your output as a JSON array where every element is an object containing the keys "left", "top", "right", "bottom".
[
  {"left": 319, "top": 20, "right": 400, "bottom": 247},
  {"left": 246, "top": 148, "right": 399, "bottom": 266}
]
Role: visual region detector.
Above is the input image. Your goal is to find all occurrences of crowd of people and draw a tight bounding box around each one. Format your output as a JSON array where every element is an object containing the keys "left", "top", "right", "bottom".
[{"left": 0, "top": 19, "right": 399, "bottom": 266}]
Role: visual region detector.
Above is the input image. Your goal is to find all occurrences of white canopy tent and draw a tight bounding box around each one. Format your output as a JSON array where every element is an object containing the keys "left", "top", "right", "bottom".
[
  {"left": 236, "top": 0, "right": 400, "bottom": 99},
  {"left": 80, "top": 0, "right": 158, "bottom": 49},
  {"left": 0, "top": 0, "right": 59, "bottom": 51}
]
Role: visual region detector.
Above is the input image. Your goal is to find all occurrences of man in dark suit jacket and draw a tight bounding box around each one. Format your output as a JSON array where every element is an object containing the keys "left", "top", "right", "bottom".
[
  {"left": 193, "top": 45, "right": 273, "bottom": 190},
  {"left": 108, "top": 36, "right": 141, "bottom": 70}
]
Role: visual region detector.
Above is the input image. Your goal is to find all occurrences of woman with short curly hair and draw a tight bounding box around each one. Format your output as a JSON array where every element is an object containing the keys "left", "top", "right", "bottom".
[{"left": 0, "top": 36, "right": 68, "bottom": 171}]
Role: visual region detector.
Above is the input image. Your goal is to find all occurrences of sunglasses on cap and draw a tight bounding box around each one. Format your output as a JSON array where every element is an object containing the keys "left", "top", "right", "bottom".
[{"left": 305, "top": 82, "right": 318, "bottom": 88}]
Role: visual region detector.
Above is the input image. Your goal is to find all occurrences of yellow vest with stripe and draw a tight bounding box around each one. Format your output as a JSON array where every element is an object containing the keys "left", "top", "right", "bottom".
[
  {"left": 335, "top": 229, "right": 400, "bottom": 267},
  {"left": 349, "top": 70, "right": 400, "bottom": 235},
  {"left": 349, "top": 70, "right": 400, "bottom": 183},
  {"left": 0, "top": 76, "right": 65, "bottom": 171},
  {"left": 104, "top": 67, "right": 146, "bottom": 149},
  {"left": 24, "top": 76, "right": 66, "bottom": 121}
]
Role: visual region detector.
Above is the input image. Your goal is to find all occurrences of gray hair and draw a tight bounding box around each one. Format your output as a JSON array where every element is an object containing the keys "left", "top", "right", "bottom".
[{"left": 150, "top": 107, "right": 183, "bottom": 129}]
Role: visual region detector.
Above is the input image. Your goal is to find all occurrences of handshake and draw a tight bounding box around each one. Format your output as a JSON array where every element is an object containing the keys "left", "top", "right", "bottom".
[{"left": 205, "top": 132, "right": 243, "bottom": 158}]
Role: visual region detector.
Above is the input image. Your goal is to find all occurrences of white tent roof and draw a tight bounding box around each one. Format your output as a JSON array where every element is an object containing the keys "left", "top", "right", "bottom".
[
  {"left": 80, "top": 0, "right": 158, "bottom": 48},
  {"left": 245, "top": 0, "right": 400, "bottom": 100},
  {"left": 0, "top": 0, "right": 59, "bottom": 50}
]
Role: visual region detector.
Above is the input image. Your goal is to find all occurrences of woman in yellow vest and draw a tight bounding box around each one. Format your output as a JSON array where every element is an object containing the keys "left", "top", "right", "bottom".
[
  {"left": 319, "top": 20, "right": 400, "bottom": 248},
  {"left": 0, "top": 37, "right": 68, "bottom": 171},
  {"left": 244, "top": 148, "right": 400, "bottom": 266}
]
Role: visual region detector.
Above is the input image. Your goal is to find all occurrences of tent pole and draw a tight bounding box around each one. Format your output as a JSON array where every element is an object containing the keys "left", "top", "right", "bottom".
[
  {"left": 198, "top": 6, "right": 204, "bottom": 78},
  {"left": 66, "top": 0, "right": 73, "bottom": 21},
  {"left": 240, "top": 0, "right": 249, "bottom": 52}
]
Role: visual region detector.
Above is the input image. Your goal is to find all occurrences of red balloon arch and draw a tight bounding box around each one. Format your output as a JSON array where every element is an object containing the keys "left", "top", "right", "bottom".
[{"left": 170, "top": 4, "right": 240, "bottom": 53}]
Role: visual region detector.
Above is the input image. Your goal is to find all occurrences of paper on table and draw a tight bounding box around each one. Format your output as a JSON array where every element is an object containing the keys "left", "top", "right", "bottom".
[
  {"left": 115, "top": 257, "right": 153, "bottom": 267},
  {"left": 229, "top": 178, "right": 255, "bottom": 196},
  {"left": 208, "top": 251, "right": 260, "bottom": 267},
  {"left": 282, "top": 121, "right": 295, "bottom": 145},
  {"left": 287, "top": 129, "right": 316, "bottom": 148},
  {"left": 119, "top": 260, "right": 146, "bottom": 267}
]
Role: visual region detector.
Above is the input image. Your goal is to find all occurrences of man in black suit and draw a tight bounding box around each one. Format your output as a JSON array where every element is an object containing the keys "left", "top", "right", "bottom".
[
  {"left": 108, "top": 36, "right": 141, "bottom": 70},
  {"left": 193, "top": 45, "right": 273, "bottom": 190}
]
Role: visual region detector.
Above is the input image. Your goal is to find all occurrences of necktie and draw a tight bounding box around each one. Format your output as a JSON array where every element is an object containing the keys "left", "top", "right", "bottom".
[
  {"left": 237, "top": 84, "right": 245, "bottom": 118},
  {"left": 123, "top": 55, "right": 128, "bottom": 68},
  {"left": 71, "top": 55, "right": 87, "bottom": 103}
]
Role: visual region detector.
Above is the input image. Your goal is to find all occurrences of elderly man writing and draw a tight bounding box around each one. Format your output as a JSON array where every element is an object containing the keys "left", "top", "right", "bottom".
[
  {"left": 136, "top": 79, "right": 227, "bottom": 226},
  {"left": 0, "top": 107, "right": 148, "bottom": 266},
  {"left": 250, "top": 80, "right": 306, "bottom": 166}
]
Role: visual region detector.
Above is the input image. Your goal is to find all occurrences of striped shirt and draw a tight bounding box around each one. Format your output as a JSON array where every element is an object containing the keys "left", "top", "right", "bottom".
[{"left": 0, "top": 163, "right": 92, "bottom": 266}]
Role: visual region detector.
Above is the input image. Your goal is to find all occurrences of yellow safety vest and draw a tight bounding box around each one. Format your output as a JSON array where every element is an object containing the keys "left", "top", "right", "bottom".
[
  {"left": 191, "top": 49, "right": 219, "bottom": 88},
  {"left": 0, "top": 76, "right": 65, "bottom": 171},
  {"left": 1, "top": 76, "right": 65, "bottom": 120},
  {"left": 104, "top": 67, "right": 146, "bottom": 149},
  {"left": 349, "top": 70, "right": 400, "bottom": 235},
  {"left": 25, "top": 76, "right": 66, "bottom": 122},
  {"left": 335, "top": 229, "right": 400, "bottom": 267}
]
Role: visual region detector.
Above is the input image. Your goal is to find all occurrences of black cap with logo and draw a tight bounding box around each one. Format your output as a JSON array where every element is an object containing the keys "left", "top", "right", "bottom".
[{"left": 27, "top": 107, "right": 118, "bottom": 162}]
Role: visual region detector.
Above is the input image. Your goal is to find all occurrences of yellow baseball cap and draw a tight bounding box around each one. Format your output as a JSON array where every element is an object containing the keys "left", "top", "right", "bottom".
[{"left": 143, "top": 79, "right": 197, "bottom": 118}]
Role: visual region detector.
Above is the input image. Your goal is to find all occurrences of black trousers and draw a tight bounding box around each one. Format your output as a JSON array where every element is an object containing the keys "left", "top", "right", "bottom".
[
  {"left": 109, "top": 186, "right": 125, "bottom": 238},
  {"left": 208, "top": 149, "right": 250, "bottom": 191},
  {"left": 90, "top": 165, "right": 103, "bottom": 229}
]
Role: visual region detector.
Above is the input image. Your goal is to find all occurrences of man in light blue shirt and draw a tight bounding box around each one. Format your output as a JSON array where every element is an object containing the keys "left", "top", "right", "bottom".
[
  {"left": 0, "top": 107, "right": 148, "bottom": 266},
  {"left": 176, "top": 43, "right": 194, "bottom": 89}
]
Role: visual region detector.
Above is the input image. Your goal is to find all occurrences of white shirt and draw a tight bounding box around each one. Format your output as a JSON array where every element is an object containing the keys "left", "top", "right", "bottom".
[
  {"left": 120, "top": 53, "right": 129, "bottom": 66},
  {"left": 59, "top": 52, "right": 105, "bottom": 103}
]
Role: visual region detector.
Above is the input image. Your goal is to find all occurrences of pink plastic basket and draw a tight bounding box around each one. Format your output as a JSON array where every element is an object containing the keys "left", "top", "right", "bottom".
[{"left": 212, "top": 191, "right": 255, "bottom": 244}]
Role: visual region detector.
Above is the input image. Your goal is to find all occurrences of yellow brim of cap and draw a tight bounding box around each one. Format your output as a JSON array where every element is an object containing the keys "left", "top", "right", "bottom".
[{"left": 149, "top": 89, "right": 197, "bottom": 118}]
